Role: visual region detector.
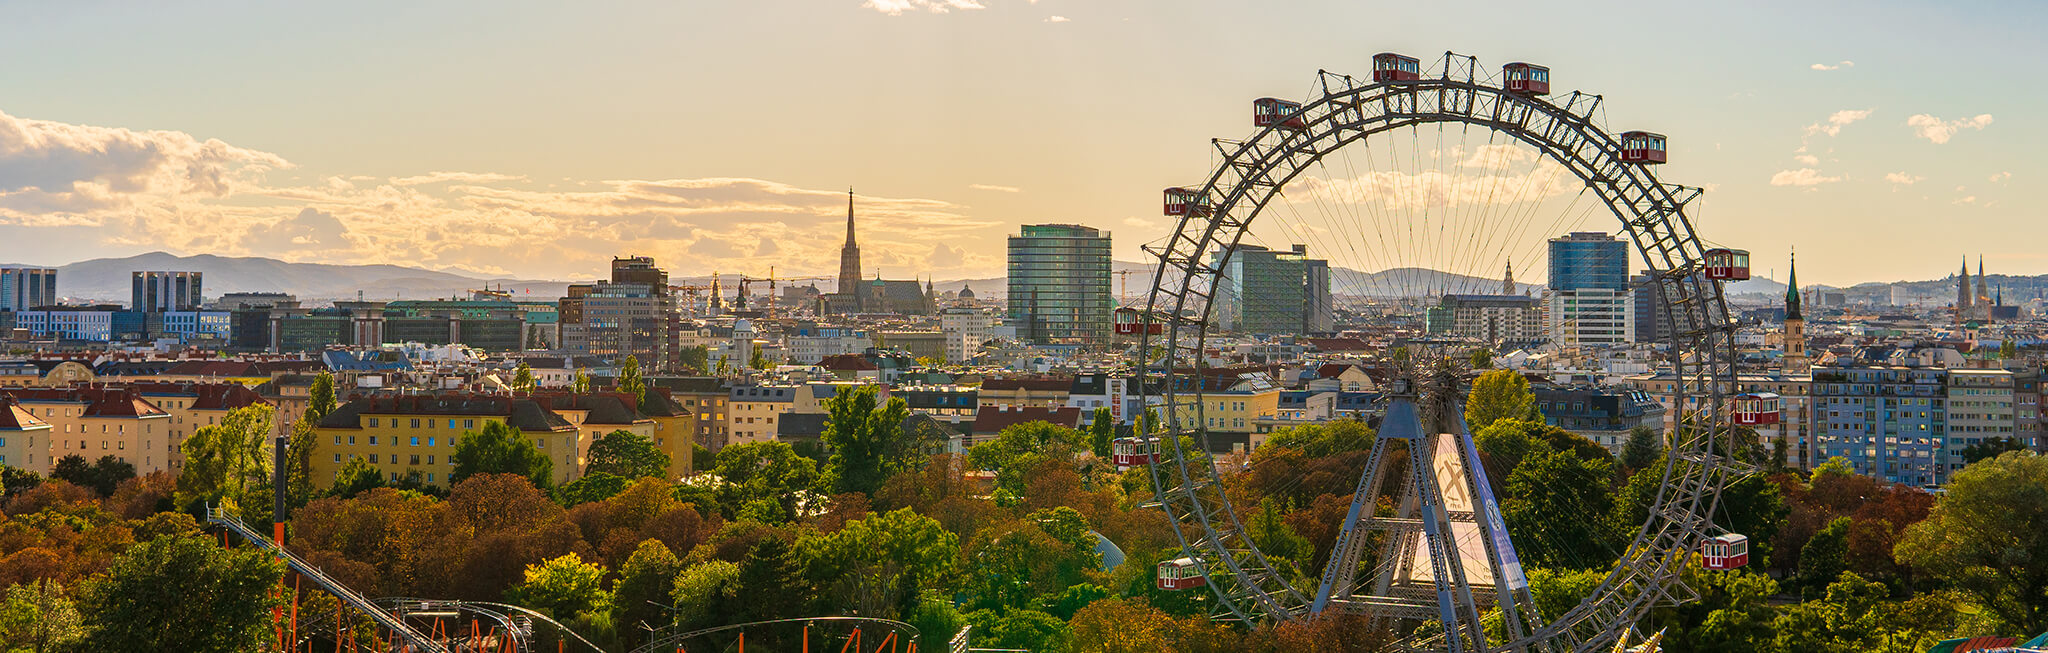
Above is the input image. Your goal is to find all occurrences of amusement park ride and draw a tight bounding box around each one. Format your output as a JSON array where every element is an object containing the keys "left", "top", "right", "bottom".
[{"left": 1120, "top": 50, "right": 1769, "bottom": 652}]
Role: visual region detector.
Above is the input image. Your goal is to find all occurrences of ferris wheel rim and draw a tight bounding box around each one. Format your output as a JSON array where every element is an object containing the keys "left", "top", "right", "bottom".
[{"left": 1135, "top": 53, "right": 1744, "bottom": 651}]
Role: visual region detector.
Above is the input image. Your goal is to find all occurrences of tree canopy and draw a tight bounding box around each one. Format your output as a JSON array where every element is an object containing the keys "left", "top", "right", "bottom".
[
  {"left": 450, "top": 421, "right": 555, "bottom": 489},
  {"left": 1465, "top": 369, "right": 1539, "bottom": 432},
  {"left": 821, "top": 385, "right": 916, "bottom": 496},
  {"left": 585, "top": 430, "right": 671, "bottom": 480}
]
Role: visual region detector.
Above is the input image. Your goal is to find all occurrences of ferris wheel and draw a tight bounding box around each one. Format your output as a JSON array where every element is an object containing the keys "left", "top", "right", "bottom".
[{"left": 1129, "top": 51, "right": 1755, "bottom": 652}]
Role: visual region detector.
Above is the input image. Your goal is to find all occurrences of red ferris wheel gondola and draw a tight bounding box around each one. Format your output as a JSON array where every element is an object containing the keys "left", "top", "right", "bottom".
[
  {"left": 1156, "top": 557, "right": 1207, "bottom": 590},
  {"left": 1373, "top": 52, "right": 1422, "bottom": 82},
  {"left": 1619, "top": 131, "right": 1668, "bottom": 164},
  {"left": 1702, "top": 248, "right": 1751, "bottom": 281},
  {"left": 1732, "top": 393, "right": 1781, "bottom": 426},
  {"left": 1253, "top": 98, "right": 1306, "bottom": 130},
  {"left": 1702, "top": 533, "right": 1750, "bottom": 570},
  {"left": 1503, "top": 62, "right": 1550, "bottom": 95}
]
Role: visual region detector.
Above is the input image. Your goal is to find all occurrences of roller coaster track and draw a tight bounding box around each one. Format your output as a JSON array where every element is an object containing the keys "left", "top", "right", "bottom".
[{"left": 207, "top": 506, "right": 449, "bottom": 653}]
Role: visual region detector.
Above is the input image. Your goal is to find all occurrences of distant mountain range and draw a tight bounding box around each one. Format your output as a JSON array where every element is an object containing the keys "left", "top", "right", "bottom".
[
  {"left": 5, "top": 252, "right": 568, "bottom": 304},
  {"left": 10, "top": 251, "right": 2044, "bottom": 307}
]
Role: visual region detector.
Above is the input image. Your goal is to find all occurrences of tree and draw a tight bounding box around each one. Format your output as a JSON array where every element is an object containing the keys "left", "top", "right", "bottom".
[
  {"left": 963, "top": 608, "right": 1070, "bottom": 653},
  {"left": 177, "top": 404, "right": 277, "bottom": 512},
  {"left": 77, "top": 535, "right": 284, "bottom": 652},
  {"left": 0, "top": 466, "right": 39, "bottom": 499},
  {"left": 734, "top": 536, "right": 811, "bottom": 623},
  {"left": 49, "top": 455, "right": 89, "bottom": 490},
  {"left": 680, "top": 345, "right": 710, "bottom": 374},
  {"left": 617, "top": 355, "right": 647, "bottom": 410},
  {"left": 713, "top": 442, "right": 823, "bottom": 523},
  {"left": 1465, "top": 369, "right": 1538, "bottom": 432},
  {"left": 1896, "top": 451, "right": 2048, "bottom": 634},
  {"left": 451, "top": 421, "right": 555, "bottom": 489},
  {"left": 799, "top": 508, "right": 959, "bottom": 618},
  {"left": 2001, "top": 338, "right": 2019, "bottom": 360},
  {"left": 1797, "top": 516, "right": 1851, "bottom": 597},
  {"left": 1247, "top": 497, "right": 1311, "bottom": 570},
  {"left": 671, "top": 560, "right": 742, "bottom": 631},
  {"left": 0, "top": 579, "right": 81, "bottom": 653},
  {"left": 613, "top": 540, "right": 685, "bottom": 641},
  {"left": 1620, "top": 426, "right": 1663, "bottom": 471},
  {"left": 508, "top": 552, "right": 611, "bottom": 619},
  {"left": 52, "top": 453, "right": 140, "bottom": 499},
  {"left": 512, "top": 361, "right": 537, "bottom": 393},
  {"left": 586, "top": 430, "right": 671, "bottom": 480},
  {"left": 327, "top": 456, "right": 386, "bottom": 498},
  {"left": 555, "top": 472, "right": 631, "bottom": 506},
  {"left": 308, "top": 369, "right": 337, "bottom": 420},
  {"left": 1088, "top": 407, "right": 1115, "bottom": 459},
  {"left": 968, "top": 422, "right": 1087, "bottom": 496},
  {"left": 1469, "top": 347, "right": 1494, "bottom": 369},
  {"left": 748, "top": 346, "right": 769, "bottom": 370},
  {"left": 821, "top": 385, "right": 915, "bottom": 496},
  {"left": 1961, "top": 436, "right": 2027, "bottom": 465},
  {"left": 572, "top": 369, "right": 591, "bottom": 393},
  {"left": 1502, "top": 446, "right": 1620, "bottom": 570}
]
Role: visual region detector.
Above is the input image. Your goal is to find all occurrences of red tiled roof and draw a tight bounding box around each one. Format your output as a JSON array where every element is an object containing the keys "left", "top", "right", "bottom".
[
  {"left": 1316, "top": 363, "right": 1362, "bottom": 379},
  {"left": 982, "top": 377, "right": 1073, "bottom": 392},
  {"left": 971, "top": 405, "right": 1082, "bottom": 434},
  {"left": 0, "top": 397, "right": 49, "bottom": 431},
  {"left": 820, "top": 354, "right": 878, "bottom": 371},
  {"left": 1, "top": 387, "right": 169, "bottom": 418},
  {"left": 121, "top": 382, "right": 271, "bottom": 411},
  {"left": 1306, "top": 338, "right": 1374, "bottom": 352},
  {"left": 164, "top": 361, "right": 263, "bottom": 377}
]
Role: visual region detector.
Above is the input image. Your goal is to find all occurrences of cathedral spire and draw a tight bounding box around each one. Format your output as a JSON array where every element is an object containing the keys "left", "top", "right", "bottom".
[
  {"left": 836, "top": 187, "right": 864, "bottom": 310},
  {"left": 1502, "top": 259, "right": 1516, "bottom": 296},
  {"left": 845, "top": 187, "right": 857, "bottom": 247},
  {"left": 1784, "top": 249, "right": 1801, "bottom": 321}
]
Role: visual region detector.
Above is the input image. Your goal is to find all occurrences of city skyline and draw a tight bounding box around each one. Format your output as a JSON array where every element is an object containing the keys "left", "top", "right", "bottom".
[{"left": 2, "top": 1, "right": 2042, "bottom": 286}]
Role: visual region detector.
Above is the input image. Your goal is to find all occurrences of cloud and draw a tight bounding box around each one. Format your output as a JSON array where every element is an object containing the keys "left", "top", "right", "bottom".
[
  {"left": 968, "top": 183, "right": 1022, "bottom": 193},
  {"left": 1770, "top": 169, "right": 1842, "bottom": 187},
  {"left": 1793, "top": 154, "right": 1819, "bottom": 166},
  {"left": 1883, "top": 172, "right": 1924, "bottom": 185},
  {"left": 1045, "top": 15, "right": 1069, "bottom": 22},
  {"left": 0, "top": 109, "right": 1007, "bottom": 279},
  {"left": 390, "top": 171, "right": 528, "bottom": 186},
  {"left": 861, "top": 0, "right": 986, "bottom": 15},
  {"left": 1989, "top": 171, "right": 2012, "bottom": 182},
  {"left": 1810, "top": 60, "right": 1854, "bottom": 71},
  {"left": 1906, "top": 113, "right": 1993, "bottom": 144},
  {"left": 1954, "top": 195, "right": 1978, "bottom": 205},
  {"left": 0, "top": 108, "right": 288, "bottom": 217},
  {"left": 1804, "top": 109, "right": 1873, "bottom": 138}
]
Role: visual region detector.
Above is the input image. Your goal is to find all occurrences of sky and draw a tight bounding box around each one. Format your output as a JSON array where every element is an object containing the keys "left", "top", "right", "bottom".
[{"left": 0, "top": 0, "right": 2042, "bottom": 286}]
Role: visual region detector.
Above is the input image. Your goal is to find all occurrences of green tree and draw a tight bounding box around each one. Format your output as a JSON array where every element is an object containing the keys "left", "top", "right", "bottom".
[
  {"left": 1896, "top": 451, "right": 2048, "bottom": 634},
  {"left": 572, "top": 369, "right": 591, "bottom": 393},
  {"left": 1465, "top": 369, "right": 1539, "bottom": 432},
  {"left": 450, "top": 420, "right": 555, "bottom": 489},
  {"left": 680, "top": 345, "right": 710, "bottom": 374},
  {"left": 1247, "top": 497, "right": 1311, "bottom": 570},
  {"left": 283, "top": 417, "right": 320, "bottom": 511},
  {"left": 0, "top": 466, "right": 40, "bottom": 498},
  {"left": 1502, "top": 446, "right": 1620, "bottom": 570},
  {"left": 1620, "top": 426, "right": 1663, "bottom": 471},
  {"left": 554, "top": 472, "right": 631, "bottom": 506},
  {"left": 1469, "top": 347, "right": 1494, "bottom": 369},
  {"left": 617, "top": 355, "right": 648, "bottom": 410},
  {"left": 671, "top": 560, "right": 742, "bottom": 632},
  {"left": 1087, "top": 407, "right": 1115, "bottom": 459},
  {"left": 963, "top": 608, "right": 1070, "bottom": 653},
  {"left": 799, "top": 508, "right": 959, "bottom": 618},
  {"left": 734, "top": 536, "right": 811, "bottom": 622},
  {"left": 77, "top": 535, "right": 284, "bottom": 652},
  {"left": 1960, "top": 436, "right": 2027, "bottom": 465},
  {"left": 509, "top": 552, "right": 611, "bottom": 619},
  {"left": 586, "top": 430, "right": 672, "bottom": 480},
  {"left": 749, "top": 346, "right": 769, "bottom": 370},
  {"left": 613, "top": 540, "right": 685, "bottom": 640},
  {"left": 177, "top": 404, "right": 277, "bottom": 512},
  {"left": 821, "top": 385, "right": 915, "bottom": 496},
  {"left": 327, "top": 456, "right": 385, "bottom": 498},
  {"left": 968, "top": 421, "right": 1087, "bottom": 495},
  {"left": 512, "top": 361, "right": 537, "bottom": 393},
  {"left": 1797, "top": 516, "right": 1851, "bottom": 598},
  {"left": 308, "top": 369, "right": 337, "bottom": 420},
  {"left": 0, "top": 579, "right": 81, "bottom": 653},
  {"left": 48, "top": 455, "right": 91, "bottom": 491},
  {"left": 713, "top": 442, "right": 823, "bottom": 523},
  {"left": 2001, "top": 339, "right": 2019, "bottom": 360}
]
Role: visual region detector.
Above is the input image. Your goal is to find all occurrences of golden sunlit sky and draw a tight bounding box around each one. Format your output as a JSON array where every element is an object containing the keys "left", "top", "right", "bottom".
[{"left": 1, "top": 0, "right": 2041, "bottom": 286}]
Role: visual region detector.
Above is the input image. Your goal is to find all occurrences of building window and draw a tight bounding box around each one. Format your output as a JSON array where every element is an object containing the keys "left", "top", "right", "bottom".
[
  {"left": 370, "top": 436, "right": 379, "bottom": 445},
  {"left": 411, "top": 437, "right": 420, "bottom": 446},
  {"left": 333, "top": 454, "right": 341, "bottom": 463},
  {"left": 370, "top": 454, "right": 380, "bottom": 463},
  {"left": 411, "top": 419, "right": 420, "bottom": 428},
  {"left": 370, "top": 418, "right": 380, "bottom": 427}
]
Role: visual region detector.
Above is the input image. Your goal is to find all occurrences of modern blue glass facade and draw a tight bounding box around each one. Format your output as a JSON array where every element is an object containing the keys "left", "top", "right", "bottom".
[
  {"left": 1547, "top": 232, "right": 1629, "bottom": 291},
  {"left": 1007, "top": 224, "right": 1112, "bottom": 344}
]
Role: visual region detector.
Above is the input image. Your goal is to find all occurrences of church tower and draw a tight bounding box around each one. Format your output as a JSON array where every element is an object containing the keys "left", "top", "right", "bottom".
[
  {"left": 1502, "top": 260, "right": 1516, "bottom": 296},
  {"left": 1782, "top": 251, "right": 1808, "bottom": 372},
  {"left": 837, "top": 189, "right": 863, "bottom": 312},
  {"left": 1957, "top": 256, "right": 1972, "bottom": 324},
  {"left": 1976, "top": 255, "right": 1991, "bottom": 320}
]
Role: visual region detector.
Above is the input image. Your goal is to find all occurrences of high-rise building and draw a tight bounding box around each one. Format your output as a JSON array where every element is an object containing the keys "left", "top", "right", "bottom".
[
  {"left": 1545, "top": 232, "right": 1633, "bottom": 347},
  {"left": 559, "top": 257, "right": 675, "bottom": 367},
  {"left": 1629, "top": 271, "right": 1670, "bottom": 345},
  {"left": 1212, "top": 244, "right": 1331, "bottom": 335},
  {"left": 1812, "top": 365, "right": 1947, "bottom": 487},
  {"left": 131, "top": 271, "right": 204, "bottom": 312},
  {"left": 1435, "top": 295, "right": 1543, "bottom": 345},
  {"left": 0, "top": 268, "right": 56, "bottom": 311},
  {"left": 1007, "top": 224, "right": 1112, "bottom": 344}
]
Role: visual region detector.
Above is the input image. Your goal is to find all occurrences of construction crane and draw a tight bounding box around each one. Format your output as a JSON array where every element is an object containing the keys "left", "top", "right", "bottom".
[
  {"left": 735, "top": 266, "right": 832, "bottom": 320},
  {"left": 1114, "top": 269, "right": 1138, "bottom": 307}
]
